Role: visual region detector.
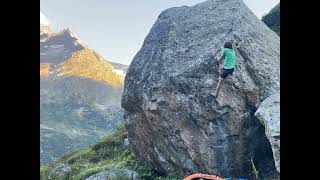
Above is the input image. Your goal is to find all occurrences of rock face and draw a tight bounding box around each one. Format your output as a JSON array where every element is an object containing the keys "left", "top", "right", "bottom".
[
  {"left": 40, "top": 24, "right": 52, "bottom": 39},
  {"left": 255, "top": 93, "right": 280, "bottom": 172},
  {"left": 122, "top": 0, "right": 279, "bottom": 179},
  {"left": 51, "top": 164, "right": 71, "bottom": 178},
  {"left": 262, "top": 3, "right": 280, "bottom": 36},
  {"left": 40, "top": 28, "right": 86, "bottom": 64}
]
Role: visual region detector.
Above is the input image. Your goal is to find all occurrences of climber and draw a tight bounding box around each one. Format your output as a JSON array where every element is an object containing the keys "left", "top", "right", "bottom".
[{"left": 212, "top": 42, "right": 236, "bottom": 97}]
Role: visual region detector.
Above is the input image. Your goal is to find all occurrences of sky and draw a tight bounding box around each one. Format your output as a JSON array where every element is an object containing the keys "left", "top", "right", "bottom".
[{"left": 41, "top": 0, "right": 279, "bottom": 65}]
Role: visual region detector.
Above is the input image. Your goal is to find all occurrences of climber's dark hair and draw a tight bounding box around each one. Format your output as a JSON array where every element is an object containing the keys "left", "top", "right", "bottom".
[{"left": 224, "top": 42, "right": 233, "bottom": 49}]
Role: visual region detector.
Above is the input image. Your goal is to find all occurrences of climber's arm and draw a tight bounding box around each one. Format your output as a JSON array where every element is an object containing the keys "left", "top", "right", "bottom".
[{"left": 219, "top": 52, "right": 225, "bottom": 69}]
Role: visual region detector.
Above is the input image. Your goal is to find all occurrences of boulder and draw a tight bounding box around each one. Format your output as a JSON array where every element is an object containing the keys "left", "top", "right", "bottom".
[
  {"left": 122, "top": 0, "right": 279, "bottom": 178},
  {"left": 255, "top": 93, "right": 280, "bottom": 172},
  {"left": 51, "top": 164, "right": 71, "bottom": 179}
]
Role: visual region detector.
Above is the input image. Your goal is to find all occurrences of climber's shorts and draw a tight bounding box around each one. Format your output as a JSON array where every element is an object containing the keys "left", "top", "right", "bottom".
[{"left": 219, "top": 68, "right": 234, "bottom": 78}]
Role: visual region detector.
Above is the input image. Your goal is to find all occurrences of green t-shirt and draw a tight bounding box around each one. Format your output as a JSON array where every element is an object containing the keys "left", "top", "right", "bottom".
[{"left": 223, "top": 48, "right": 236, "bottom": 69}]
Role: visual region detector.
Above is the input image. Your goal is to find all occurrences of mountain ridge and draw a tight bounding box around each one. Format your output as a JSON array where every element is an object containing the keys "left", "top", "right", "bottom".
[{"left": 40, "top": 23, "right": 128, "bottom": 164}]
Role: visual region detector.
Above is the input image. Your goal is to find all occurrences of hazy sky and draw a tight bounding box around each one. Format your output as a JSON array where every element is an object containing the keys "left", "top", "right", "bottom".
[{"left": 41, "top": 0, "right": 279, "bottom": 65}]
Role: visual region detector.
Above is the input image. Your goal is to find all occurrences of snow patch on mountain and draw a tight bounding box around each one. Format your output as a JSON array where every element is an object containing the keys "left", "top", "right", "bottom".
[{"left": 114, "top": 69, "right": 125, "bottom": 76}]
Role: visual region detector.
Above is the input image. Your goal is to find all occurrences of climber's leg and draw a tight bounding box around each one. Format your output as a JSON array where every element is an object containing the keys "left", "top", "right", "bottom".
[
  {"left": 213, "top": 68, "right": 228, "bottom": 97},
  {"left": 213, "top": 67, "right": 235, "bottom": 97},
  {"left": 214, "top": 76, "right": 223, "bottom": 96}
]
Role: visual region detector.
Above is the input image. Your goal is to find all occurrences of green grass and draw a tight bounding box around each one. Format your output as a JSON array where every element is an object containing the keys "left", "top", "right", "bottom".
[
  {"left": 40, "top": 125, "right": 180, "bottom": 180},
  {"left": 40, "top": 165, "right": 49, "bottom": 180}
]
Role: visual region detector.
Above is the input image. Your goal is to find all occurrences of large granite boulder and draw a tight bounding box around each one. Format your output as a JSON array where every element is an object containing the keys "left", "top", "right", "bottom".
[
  {"left": 122, "top": 0, "right": 279, "bottom": 178},
  {"left": 255, "top": 93, "right": 280, "bottom": 173}
]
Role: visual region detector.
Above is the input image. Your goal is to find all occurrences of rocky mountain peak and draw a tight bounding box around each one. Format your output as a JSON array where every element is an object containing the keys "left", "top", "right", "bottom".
[
  {"left": 40, "top": 19, "right": 127, "bottom": 164},
  {"left": 40, "top": 24, "right": 53, "bottom": 39}
]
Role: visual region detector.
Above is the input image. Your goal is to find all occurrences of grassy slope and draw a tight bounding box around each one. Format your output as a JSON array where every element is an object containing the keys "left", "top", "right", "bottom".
[{"left": 40, "top": 126, "right": 181, "bottom": 180}]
